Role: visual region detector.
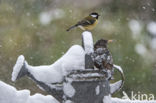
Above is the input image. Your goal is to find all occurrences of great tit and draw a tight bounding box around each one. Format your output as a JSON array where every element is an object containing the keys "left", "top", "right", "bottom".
[{"left": 66, "top": 12, "right": 100, "bottom": 31}]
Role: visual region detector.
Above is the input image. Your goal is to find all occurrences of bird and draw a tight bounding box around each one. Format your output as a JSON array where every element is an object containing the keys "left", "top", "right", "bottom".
[
  {"left": 66, "top": 12, "right": 100, "bottom": 31},
  {"left": 92, "top": 39, "right": 114, "bottom": 80}
]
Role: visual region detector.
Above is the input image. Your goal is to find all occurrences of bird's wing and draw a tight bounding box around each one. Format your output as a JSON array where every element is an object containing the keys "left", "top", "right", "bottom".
[{"left": 76, "top": 16, "right": 96, "bottom": 26}]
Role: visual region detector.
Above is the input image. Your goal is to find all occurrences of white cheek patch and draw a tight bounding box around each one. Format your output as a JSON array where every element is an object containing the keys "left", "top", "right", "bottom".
[{"left": 91, "top": 14, "right": 97, "bottom": 18}]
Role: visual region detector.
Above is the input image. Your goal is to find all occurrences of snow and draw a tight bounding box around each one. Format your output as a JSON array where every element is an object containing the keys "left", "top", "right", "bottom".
[
  {"left": 128, "top": 20, "right": 142, "bottom": 39},
  {"left": 64, "top": 100, "right": 73, "bottom": 103},
  {"left": 147, "top": 22, "right": 156, "bottom": 36},
  {"left": 0, "top": 81, "right": 29, "bottom": 103},
  {"left": 103, "top": 95, "right": 111, "bottom": 103},
  {"left": 27, "top": 94, "right": 59, "bottom": 103},
  {"left": 113, "top": 64, "right": 123, "bottom": 74},
  {"left": 82, "top": 31, "right": 94, "bottom": 54},
  {"left": 39, "top": 9, "right": 65, "bottom": 25},
  {"left": 63, "top": 82, "right": 75, "bottom": 98},
  {"left": 12, "top": 45, "right": 85, "bottom": 84},
  {"left": 110, "top": 80, "right": 122, "bottom": 94},
  {"left": 28, "top": 45, "right": 85, "bottom": 83},
  {"left": 110, "top": 65, "right": 124, "bottom": 94},
  {"left": 1, "top": 80, "right": 156, "bottom": 103},
  {"left": 0, "top": 81, "right": 59, "bottom": 103},
  {"left": 39, "top": 12, "right": 52, "bottom": 25},
  {"left": 11, "top": 55, "right": 25, "bottom": 81},
  {"left": 150, "top": 38, "right": 156, "bottom": 50},
  {"left": 95, "top": 85, "right": 100, "bottom": 95},
  {"left": 135, "top": 43, "right": 147, "bottom": 56}
]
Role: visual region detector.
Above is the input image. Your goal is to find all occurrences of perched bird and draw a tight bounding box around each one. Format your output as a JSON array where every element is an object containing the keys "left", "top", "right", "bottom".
[
  {"left": 66, "top": 12, "right": 100, "bottom": 31},
  {"left": 92, "top": 39, "right": 114, "bottom": 80}
]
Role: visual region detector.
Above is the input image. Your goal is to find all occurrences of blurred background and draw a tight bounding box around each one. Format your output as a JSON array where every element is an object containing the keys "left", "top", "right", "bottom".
[{"left": 0, "top": 0, "right": 156, "bottom": 98}]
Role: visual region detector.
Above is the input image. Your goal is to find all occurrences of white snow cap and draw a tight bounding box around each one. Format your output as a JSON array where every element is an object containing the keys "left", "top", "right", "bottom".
[
  {"left": 82, "top": 31, "right": 94, "bottom": 54},
  {"left": 11, "top": 55, "right": 25, "bottom": 82},
  {"left": 18, "top": 45, "right": 85, "bottom": 84}
]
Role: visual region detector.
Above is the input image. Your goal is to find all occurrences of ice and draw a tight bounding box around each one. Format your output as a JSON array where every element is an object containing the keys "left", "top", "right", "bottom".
[
  {"left": 0, "top": 81, "right": 59, "bottom": 103},
  {"left": 82, "top": 31, "right": 94, "bottom": 54},
  {"left": 147, "top": 22, "right": 156, "bottom": 36},
  {"left": 11, "top": 55, "right": 25, "bottom": 81}
]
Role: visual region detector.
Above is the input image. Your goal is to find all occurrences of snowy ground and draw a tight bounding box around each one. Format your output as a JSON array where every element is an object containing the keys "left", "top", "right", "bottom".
[
  {"left": 0, "top": 81, "right": 156, "bottom": 103},
  {"left": 0, "top": 81, "right": 59, "bottom": 103}
]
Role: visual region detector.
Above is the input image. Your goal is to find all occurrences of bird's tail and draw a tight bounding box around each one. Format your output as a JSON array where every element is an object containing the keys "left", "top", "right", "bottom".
[{"left": 66, "top": 25, "right": 77, "bottom": 31}]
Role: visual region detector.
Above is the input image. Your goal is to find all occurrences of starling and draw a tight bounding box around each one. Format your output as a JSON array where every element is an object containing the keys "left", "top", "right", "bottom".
[{"left": 92, "top": 39, "right": 114, "bottom": 80}]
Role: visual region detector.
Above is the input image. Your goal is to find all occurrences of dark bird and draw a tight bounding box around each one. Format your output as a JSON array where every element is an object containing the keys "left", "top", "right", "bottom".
[
  {"left": 92, "top": 39, "right": 114, "bottom": 80},
  {"left": 66, "top": 12, "right": 100, "bottom": 31}
]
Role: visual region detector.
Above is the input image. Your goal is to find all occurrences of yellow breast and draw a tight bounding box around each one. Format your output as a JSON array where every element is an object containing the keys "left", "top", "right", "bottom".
[{"left": 83, "top": 19, "right": 98, "bottom": 30}]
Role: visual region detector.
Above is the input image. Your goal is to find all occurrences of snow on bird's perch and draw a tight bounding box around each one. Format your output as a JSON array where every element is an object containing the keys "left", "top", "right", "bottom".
[
  {"left": 82, "top": 31, "right": 94, "bottom": 54},
  {"left": 11, "top": 45, "right": 85, "bottom": 84}
]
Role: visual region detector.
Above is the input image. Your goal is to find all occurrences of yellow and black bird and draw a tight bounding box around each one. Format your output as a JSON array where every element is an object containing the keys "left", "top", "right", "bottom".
[{"left": 66, "top": 12, "right": 100, "bottom": 31}]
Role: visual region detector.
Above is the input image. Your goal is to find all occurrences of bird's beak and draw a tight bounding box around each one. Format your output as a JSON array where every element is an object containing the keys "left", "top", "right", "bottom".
[{"left": 108, "top": 40, "right": 114, "bottom": 43}]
